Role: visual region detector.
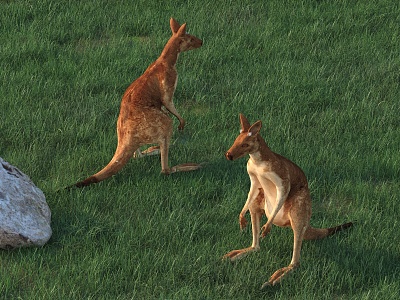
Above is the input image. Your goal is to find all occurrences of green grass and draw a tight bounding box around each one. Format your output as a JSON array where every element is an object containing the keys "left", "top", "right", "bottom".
[{"left": 1, "top": 0, "right": 399, "bottom": 299}]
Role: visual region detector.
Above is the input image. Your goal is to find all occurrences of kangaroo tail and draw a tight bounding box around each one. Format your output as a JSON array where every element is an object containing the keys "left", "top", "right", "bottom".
[
  {"left": 304, "top": 222, "right": 353, "bottom": 240},
  {"left": 66, "top": 145, "right": 135, "bottom": 189}
]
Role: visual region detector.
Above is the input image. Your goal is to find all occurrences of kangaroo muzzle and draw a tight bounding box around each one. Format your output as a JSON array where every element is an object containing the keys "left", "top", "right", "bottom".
[{"left": 225, "top": 152, "right": 234, "bottom": 161}]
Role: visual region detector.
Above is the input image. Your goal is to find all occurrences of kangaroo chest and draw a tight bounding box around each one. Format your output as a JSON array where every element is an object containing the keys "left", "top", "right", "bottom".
[
  {"left": 247, "top": 160, "right": 290, "bottom": 227},
  {"left": 160, "top": 73, "right": 178, "bottom": 95}
]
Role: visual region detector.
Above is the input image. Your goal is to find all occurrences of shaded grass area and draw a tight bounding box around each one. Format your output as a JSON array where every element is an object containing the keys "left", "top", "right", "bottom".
[{"left": 1, "top": 0, "right": 399, "bottom": 299}]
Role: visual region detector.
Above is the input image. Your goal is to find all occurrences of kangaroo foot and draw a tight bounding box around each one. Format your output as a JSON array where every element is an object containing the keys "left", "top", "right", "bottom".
[
  {"left": 168, "top": 163, "right": 202, "bottom": 174},
  {"left": 133, "top": 146, "right": 160, "bottom": 158},
  {"left": 222, "top": 246, "right": 258, "bottom": 261},
  {"left": 261, "top": 263, "right": 298, "bottom": 288}
]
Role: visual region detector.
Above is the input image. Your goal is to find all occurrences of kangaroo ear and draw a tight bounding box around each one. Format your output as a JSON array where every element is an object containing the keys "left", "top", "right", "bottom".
[
  {"left": 170, "top": 18, "right": 181, "bottom": 34},
  {"left": 239, "top": 114, "right": 251, "bottom": 132},
  {"left": 248, "top": 121, "right": 262, "bottom": 136},
  {"left": 176, "top": 23, "right": 187, "bottom": 36}
]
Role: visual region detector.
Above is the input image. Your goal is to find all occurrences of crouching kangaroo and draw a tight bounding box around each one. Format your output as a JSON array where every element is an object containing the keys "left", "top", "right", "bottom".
[
  {"left": 223, "top": 114, "right": 353, "bottom": 288},
  {"left": 69, "top": 18, "right": 202, "bottom": 188}
]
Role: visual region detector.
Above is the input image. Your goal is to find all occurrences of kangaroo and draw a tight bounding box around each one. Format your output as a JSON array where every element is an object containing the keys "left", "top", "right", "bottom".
[
  {"left": 69, "top": 18, "right": 202, "bottom": 188},
  {"left": 223, "top": 114, "right": 353, "bottom": 288}
]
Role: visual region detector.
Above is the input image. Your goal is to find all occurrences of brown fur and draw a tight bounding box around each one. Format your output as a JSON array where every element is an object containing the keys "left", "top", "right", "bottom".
[
  {"left": 69, "top": 18, "right": 202, "bottom": 188},
  {"left": 223, "top": 114, "right": 353, "bottom": 288}
]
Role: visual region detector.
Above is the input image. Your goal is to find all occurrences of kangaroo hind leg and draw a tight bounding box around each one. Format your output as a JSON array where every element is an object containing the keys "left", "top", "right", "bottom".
[
  {"left": 262, "top": 191, "right": 311, "bottom": 288},
  {"left": 263, "top": 222, "right": 306, "bottom": 288}
]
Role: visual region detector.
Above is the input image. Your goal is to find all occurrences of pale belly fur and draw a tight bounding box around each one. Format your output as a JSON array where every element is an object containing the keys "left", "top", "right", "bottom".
[{"left": 249, "top": 160, "right": 291, "bottom": 227}]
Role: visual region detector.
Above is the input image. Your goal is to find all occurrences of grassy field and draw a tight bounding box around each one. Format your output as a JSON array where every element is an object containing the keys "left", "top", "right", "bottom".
[{"left": 1, "top": 0, "right": 399, "bottom": 299}]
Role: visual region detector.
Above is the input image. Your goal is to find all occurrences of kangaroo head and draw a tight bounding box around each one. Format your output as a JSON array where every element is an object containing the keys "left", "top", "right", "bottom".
[
  {"left": 170, "top": 18, "right": 203, "bottom": 52},
  {"left": 225, "top": 114, "right": 262, "bottom": 161}
]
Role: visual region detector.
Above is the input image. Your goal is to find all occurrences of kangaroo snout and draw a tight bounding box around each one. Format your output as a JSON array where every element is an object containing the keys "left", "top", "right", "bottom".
[{"left": 225, "top": 152, "right": 233, "bottom": 161}]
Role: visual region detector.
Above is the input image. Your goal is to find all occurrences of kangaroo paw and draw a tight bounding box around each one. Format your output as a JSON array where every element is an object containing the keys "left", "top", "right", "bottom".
[
  {"left": 178, "top": 119, "right": 186, "bottom": 131},
  {"left": 239, "top": 214, "right": 248, "bottom": 231},
  {"left": 260, "top": 222, "right": 272, "bottom": 238}
]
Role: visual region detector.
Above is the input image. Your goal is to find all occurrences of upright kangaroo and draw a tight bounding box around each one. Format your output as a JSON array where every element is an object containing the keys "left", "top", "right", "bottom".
[
  {"left": 70, "top": 18, "right": 202, "bottom": 188},
  {"left": 223, "top": 114, "right": 352, "bottom": 288}
]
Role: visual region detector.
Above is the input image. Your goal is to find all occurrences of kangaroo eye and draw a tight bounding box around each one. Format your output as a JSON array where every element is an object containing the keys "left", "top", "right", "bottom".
[{"left": 241, "top": 143, "right": 249, "bottom": 148}]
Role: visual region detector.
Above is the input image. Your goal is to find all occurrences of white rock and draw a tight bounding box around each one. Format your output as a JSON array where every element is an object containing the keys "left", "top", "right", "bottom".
[{"left": 0, "top": 157, "right": 52, "bottom": 249}]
